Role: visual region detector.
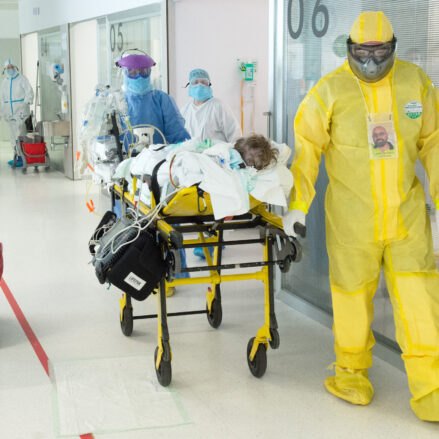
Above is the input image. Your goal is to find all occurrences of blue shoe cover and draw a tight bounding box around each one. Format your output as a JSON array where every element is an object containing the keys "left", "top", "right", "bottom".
[
  {"left": 8, "top": 156, "right": 23, "bottom": 167},
  {"left": 193, "top": 247, "right": 214, "bottom": 259}
]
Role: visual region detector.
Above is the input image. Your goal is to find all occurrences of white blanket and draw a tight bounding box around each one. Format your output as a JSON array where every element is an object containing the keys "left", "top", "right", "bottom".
[{"left": 114, "top": 140, "right": 293, "bottom": 219}]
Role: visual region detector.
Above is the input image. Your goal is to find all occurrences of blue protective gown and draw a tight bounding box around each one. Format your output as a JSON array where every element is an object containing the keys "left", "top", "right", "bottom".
[
  {"left": 124, "top": 89, "right": 190, "bottom": 278},
  {"left": 125, "top": 90, "right": 190, "bottom": 144}
]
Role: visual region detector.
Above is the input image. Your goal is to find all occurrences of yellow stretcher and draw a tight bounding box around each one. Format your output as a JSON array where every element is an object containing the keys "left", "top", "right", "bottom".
[{"left": 111, "top": 177, "right": 301, "bottom": 387}]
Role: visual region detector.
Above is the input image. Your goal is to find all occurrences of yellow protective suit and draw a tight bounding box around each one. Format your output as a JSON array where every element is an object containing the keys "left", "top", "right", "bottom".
[{"left": 291, "top": 13, "right": 439, "bottom": 421}]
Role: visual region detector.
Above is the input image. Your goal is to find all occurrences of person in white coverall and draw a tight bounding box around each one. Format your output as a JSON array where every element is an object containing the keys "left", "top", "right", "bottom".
[
  {"left": 181, "top": 68, "right": 242, "bottom": 259},
  {"left": 180, "top": 68, "right": 241, "bottom": 144},
  {"left": 0, "top": 59, "right": 34, "bottom": 167}
]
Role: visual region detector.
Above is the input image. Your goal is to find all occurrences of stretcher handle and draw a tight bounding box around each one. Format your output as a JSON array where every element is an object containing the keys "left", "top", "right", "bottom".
[{"left": 294, "top": 223, "right": 306, "bottom": 238}]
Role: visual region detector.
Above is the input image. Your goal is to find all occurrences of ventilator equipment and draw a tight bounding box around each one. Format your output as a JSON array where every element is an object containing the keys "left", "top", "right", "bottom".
[{"left": 78, "top": 84, "right": 127, "bottom": 185}]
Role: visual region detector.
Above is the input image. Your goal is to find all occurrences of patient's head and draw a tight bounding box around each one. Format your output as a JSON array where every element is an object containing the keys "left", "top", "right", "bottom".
[{"left": 234, "top": 135, "right": 278, "bottom": 170}]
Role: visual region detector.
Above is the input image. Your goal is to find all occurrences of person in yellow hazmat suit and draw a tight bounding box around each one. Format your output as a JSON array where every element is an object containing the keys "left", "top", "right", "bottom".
[{"left": 283, "top": 11, "right": 439, "bottom": 421}]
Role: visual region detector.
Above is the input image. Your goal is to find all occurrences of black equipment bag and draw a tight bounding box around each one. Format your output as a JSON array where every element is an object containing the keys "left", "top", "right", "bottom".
[{"left": 106, "top": 231, "right": 166, "bottom": 301}]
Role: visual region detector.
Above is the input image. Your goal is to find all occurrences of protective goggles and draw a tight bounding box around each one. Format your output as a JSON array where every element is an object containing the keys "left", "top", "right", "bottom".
[
  {"left": 185, "top": 78, "right": 211, "bottom": 87},
  {"left": 191, "top": 78, "right": 210, "bottom": 86},
  {"left": 347, "top": 37, "right": 396, "bottom": 64},
  {"left": 123, "top": 67, "right": 151, "bottom": 79}
]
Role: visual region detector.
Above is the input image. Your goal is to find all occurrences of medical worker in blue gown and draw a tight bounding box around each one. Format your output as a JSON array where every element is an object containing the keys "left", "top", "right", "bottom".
[
  {"left": 116, "top": 51, "right": 190, "bottom": 145},
  {"left": 116, "top": 51, "right": 191, "bottom": 292}
]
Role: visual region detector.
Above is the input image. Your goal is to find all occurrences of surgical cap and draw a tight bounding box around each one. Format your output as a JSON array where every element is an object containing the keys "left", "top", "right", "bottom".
[
  {"left": 350, "top": 11, "right": 394, "bottom": 44},
  {"left": 188, "top": 69, "right": 211, "bottom": 85}
]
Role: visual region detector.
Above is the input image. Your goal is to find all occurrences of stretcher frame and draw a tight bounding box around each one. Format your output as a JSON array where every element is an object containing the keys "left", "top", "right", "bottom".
[{"left": 110, "top": 177, "right": 301, "bottom": 386}]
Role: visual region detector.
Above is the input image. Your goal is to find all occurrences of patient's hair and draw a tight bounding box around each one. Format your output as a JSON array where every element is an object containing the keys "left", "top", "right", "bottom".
[{"left": 234, "top": 135, "right": 278, "bottom": 170}]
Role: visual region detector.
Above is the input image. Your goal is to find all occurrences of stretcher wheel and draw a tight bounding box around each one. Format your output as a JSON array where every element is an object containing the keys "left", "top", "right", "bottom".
[
  {"left": 290, "top": 237, "right": 302, "bottom": 263},
  {"left": 22, "top": 168, "right": 27, "bottom": 174},
  {"left": 269, "top": 328, "right": 280, "bottom": 349},
  {"left": 279, "top": 258, "right": 291, "bottom": 273},
  {"left": 154, "top": 342, "right": 172, "bottom": 387},
  {"left": 247, "top": 337, "right": 267, "bottom": 378},
  {"left": 206, "top": 299, "right": 222, "bottom": 329},
  {"left": 120, "top": 305, "right": 133, "bottom": 336}
]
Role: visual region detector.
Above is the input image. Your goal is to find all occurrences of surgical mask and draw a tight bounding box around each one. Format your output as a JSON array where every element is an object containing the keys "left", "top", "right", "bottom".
[
  {"left": 189, "top": 84, "right": 213, "bottom": 102},
  {"left": 124, "top": 75, "right": 152, "bottom": 95},
  {"left": 7, "top": 68, "right": 16, "bottom": 77}
]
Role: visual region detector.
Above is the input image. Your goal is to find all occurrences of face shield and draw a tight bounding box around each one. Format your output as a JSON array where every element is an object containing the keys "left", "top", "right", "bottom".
[
  {"left": 347, "top": 37, "right": 397, "bottom": 83},
  {"left": 115, "top": 50, "right": 156, "bottom": 95}
]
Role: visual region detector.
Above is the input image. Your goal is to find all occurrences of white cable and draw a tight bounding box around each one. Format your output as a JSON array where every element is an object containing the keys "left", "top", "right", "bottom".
[{"left": 94, "top": 188, "right": 180, "bottom": 261}]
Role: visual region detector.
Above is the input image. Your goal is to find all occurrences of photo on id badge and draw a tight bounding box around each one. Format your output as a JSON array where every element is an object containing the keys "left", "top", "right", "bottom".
[{"left": 368, "top": 119, "right": 398, "bottom": 160}]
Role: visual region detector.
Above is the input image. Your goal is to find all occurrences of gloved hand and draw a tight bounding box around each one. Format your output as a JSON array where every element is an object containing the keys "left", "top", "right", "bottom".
[
  {"left": 436, "top": 209, "right": 439, "bottom": 239},
  {"left": 283, "top": 209, "right": 306, "bottom": 238}
]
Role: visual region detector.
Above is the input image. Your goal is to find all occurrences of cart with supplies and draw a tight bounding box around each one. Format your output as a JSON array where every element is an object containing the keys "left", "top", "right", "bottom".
[{"left": 13, "top": 133, "right": 50, "bottom": 173}]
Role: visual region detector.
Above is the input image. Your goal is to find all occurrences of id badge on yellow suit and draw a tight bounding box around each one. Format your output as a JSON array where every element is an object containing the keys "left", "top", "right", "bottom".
[{"left": 367, "top": 113, "right": 399, "bottom": 160}]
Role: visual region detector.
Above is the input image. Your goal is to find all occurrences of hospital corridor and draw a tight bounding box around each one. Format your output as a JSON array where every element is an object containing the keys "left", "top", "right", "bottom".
[{"left": 1, "top": 0, "right": 439, "bottom": 438}]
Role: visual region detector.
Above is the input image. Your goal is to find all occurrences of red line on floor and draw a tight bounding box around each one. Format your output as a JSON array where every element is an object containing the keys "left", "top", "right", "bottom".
[
  {"left": 0, "top": 277, "right": 95, "bottom": 439},
  {"left": 0, "top": 278, "right": 49, "bottom": 375}
]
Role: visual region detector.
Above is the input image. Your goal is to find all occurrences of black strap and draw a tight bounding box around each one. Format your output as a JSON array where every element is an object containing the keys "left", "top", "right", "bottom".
[
  {"left": 197, "top": 186, "right": 207, "bottom": 213},
  {"left": 151, "top": 159, "right": 166, "bottom": 205},
  {"left": 110, "top": 111, "right": 123, "bottom": 161}
]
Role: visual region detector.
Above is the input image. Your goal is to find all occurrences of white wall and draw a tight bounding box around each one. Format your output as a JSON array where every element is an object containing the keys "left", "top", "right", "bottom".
[
  {"left": 168, "top": 0, "right": 269, "bottom": 136},
  {"left": 19, "top": 0, "right": 162, "bottom": 35},
  {"left": 0, "top": 9, "right": 19, "bottom": 38},
  {"left": 70, "top": 20, "right": 99, "bottom": 180}
]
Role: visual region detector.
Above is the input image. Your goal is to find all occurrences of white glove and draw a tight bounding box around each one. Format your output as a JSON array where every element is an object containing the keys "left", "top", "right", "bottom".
[{"left": 282, "top": 209, "right": 306, "bottom": 238}]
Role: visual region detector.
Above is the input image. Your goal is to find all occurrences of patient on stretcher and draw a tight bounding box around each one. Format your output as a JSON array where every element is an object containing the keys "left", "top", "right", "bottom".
[
  {"left": 233, "top": 135, "right": 278, "bottom": 170},
  {"left": 114, "top": 134, "right": 293, "bottom": 219}
]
